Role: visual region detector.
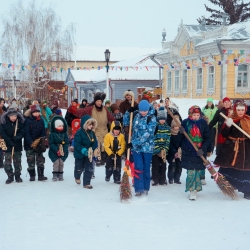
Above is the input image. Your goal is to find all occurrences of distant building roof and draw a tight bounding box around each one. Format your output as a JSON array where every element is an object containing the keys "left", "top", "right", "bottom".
[{"left": 75, "top": 46, "right": 161, "bottom": 61}]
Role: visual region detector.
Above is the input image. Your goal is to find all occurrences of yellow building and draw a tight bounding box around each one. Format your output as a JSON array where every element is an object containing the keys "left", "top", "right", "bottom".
[{"left": 156, "top": 20, "right": 250, "bottom": 100}]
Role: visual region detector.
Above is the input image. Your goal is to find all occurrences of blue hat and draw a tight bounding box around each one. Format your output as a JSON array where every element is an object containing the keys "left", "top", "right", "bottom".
[
  {"left": 157, "top": 106, "right": 167, "bottom": 121},
  {"left": 138, "top": 100, "right": 150, "bottom": 111}
]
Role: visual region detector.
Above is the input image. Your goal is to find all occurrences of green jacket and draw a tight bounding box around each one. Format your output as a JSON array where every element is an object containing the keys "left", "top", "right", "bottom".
[
  {"left": 73, "top": 115, "right": 98, "bottom": 159},
  {"left": 202, "top": 106, "right": 218, "bottom": 127},
  {"left": 48, "top": 116, "right": 69, "bottom": 162}
]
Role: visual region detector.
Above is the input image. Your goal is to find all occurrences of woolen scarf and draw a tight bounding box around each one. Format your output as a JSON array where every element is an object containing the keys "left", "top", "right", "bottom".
[{"left": 231, "top": 112, "right": 250, "bottom": 135}]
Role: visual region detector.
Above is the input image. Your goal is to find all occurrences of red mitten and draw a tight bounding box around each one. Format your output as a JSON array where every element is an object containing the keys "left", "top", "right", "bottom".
[{"left": 57, "top": 150, "right": 61, "bottom": 156}]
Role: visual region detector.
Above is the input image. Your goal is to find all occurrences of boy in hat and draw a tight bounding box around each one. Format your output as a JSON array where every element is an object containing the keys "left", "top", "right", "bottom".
[
  {"left": 110, "top": 103, "right": 123, "bottom": 123},
  {"left": 152, "top": 107, "right": 171, "bottom": 186},
  {"left": 167, "top": 118, "right": 182, "bottom": 184},
  {"left": 105, "top": 100, "right": 111, "bottom": 112},
  {"left": 24, "top": 105, "right": 47, "bottom": 181},
  {"left": 129, "top": 100, "right": 157, "bottom": 196},
  {"left": 179, "top": 105, "right": 211, "bottom": 200},
  {"left": 0, "top": 109, "right": 25, "bottom": 184},
  {"left": 49, "top": 116, "right": 69, "bottom": 181},
  {"left": 104, "top": 121, "right": 126, "bottom": 184}
]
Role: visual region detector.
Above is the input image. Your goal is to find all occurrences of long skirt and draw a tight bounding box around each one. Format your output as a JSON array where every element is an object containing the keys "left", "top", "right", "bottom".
[
  {"left": 219, "top": 168, "right": 250, "bottom": 194},
  {"left": 185, "top": 170, "right": 202, "bottom": 192}
]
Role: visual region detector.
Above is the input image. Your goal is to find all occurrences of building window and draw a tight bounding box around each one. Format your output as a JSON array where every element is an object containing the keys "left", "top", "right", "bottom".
[
  {"left": 237, "top": 64, "right": 248, "bottom": 88},
  {"left": 208, "top": 66, "right": 214, "bottom": 89},
  {"left": 167, "top": 72, "right": 172, "bottom": 92},
  {"left": 174, "top": 70, "right": 180, "bottom": 91},
  {"left": 196, "top": 68, "right": 203, "bottom": 90},
  {"left": 182, "top": 69, "right": 188, "bottom": 90}
]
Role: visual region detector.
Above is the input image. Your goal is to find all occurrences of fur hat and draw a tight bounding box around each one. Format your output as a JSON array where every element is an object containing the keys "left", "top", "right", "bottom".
[
  {"left": 157, "top": 107, "right": 167, "bottom": 121},
  {"left": 8, "top": 102, "right": 18, "bottom": 110},
  {"left": 171, "top": 117, "right": 180, "bottom": 128},
  {"left": 111, "top": 103, "right": 119, "bottom": 113},
  {"left": 94, "top": 92, "right": 106, "bottom": 103},
  {"left": 138, "top": 100, "right": 150, "bottom": 111},
  {"left": 7, "top": 108, "right": 18, "bottom": 117},
  {"left": 55, "top": 119, "right": 64, "bottom": 128},
  {"left": 123, "top": 89, "right": 134, "bottom": 98},
  {"left": 30, "top": 105, "right": 40, "bottom": 114}
]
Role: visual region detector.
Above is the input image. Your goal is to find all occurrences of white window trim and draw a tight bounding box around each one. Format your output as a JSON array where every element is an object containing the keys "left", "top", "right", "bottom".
[
  {"left": 174, "top": 70, "right": 180, "bottom": 94},
  {"left": 167, "top": 71, "right": 172, "bottom": 95},
  {"left": 207, "top": 65, "right": 215, "bottom": 96},
  {"left": 181, "top": 69, "right": 188, "bottom": 94},
  {"left": 235, "top": 63, "right": 250, "bottom": 95},
  {"left": 196, "top": 67, "right": 203, "bottom": 94}
]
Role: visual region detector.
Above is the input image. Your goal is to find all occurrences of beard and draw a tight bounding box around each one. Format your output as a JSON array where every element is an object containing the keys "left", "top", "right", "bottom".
[{"left": 95, "top": 104, "right": 103, "bottom": 111}]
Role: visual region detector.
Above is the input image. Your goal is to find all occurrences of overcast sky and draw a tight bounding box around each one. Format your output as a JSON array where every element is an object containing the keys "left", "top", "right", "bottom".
[{"left": 0, "top": 0, "right": 220, "bottom": 48}]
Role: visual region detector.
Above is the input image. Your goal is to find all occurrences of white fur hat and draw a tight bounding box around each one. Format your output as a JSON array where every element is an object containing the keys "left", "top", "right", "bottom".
[
  {"left": 123, "top": 89, "right": 134, "bottom": 98},
  {"left": 55, "top": 119, "right": 64, "bottom": 128}
]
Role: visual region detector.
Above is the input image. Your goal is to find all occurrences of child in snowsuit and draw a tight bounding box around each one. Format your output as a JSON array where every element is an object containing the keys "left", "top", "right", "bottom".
[
  {"left": 179, "top": 105, "right": 211, "bottom": 201},
  {"left": 0, "top": 109, "right": 25, "bottom": 184},
  {"left": 129, "top": 100, "right": 157, "bottom": 196},
  {"left": 49, "top": 116, "right": 69, "bottom": 181},
  {"left": 152, "top": 107, "right": 171, "bottom": 185},
  {"left": 74, "top": 115, "right": 98, "bottom": 189},
  {"left": 167, "top": 118, "right": 182, "bottom": 184},
  {"left": 104, "top": 121, "right": 126, "bottom": 184},
  {"left": 24, "top": 105, "right": 47, "bottom": 181}
]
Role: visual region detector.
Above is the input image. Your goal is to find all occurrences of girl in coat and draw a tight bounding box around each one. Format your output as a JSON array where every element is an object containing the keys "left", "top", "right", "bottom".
[
  {"left": 74, "top": 115, "right": 98, "bottom": 189},
  {"left": 179, "top": 105, "right": 211, "bottom": 200},
  {"left": 214, "top": 100, "right": 250, "bottom": 200},
  {"left": 49, "top": 116, "right": 69, "bottom": 181},
  {"left": 129, "top": 100, "right": 157, "bottom": 196}
]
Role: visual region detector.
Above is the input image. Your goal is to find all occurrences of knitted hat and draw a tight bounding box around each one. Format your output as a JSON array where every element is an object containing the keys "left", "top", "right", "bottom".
[
  {"left": 123, "top": 89, "right": 134, "bottom": 98},
  {"left": 30, "top": 105, "right": 40, "bottom": 114},
  {"left": 111, "top": 103, "right": 119, "bottom": 113},
  {"left": 55, "top": 109, "right": 62, "bottom": 115},
  {"left": 105, "top": 100, "right": 111, "bottom": 105},
  {"left": 8, "top": 102, "right": 18, "bottom": 109},
  {"left": 207, "top": 98, "right": 213, "bottom": 103},
  {"left": 73, "top": 98, "right": 78, "bottom": 103},
  {"left": 171, "top": 117, "right": 180, "bottom": 128},
  {"left": 223, "top": 97, "right": 231, "bottom": 103},
  {"left": 138, "top": 100, "right": 150, "bottom": 111},
  {"left": 42, "top": 100, "right": 47, "bottom": 104},
  {"left": 157, "top": 106, "right": 167, "bottom": 121},
  {"left": 188, "top": 105, "right": 201, "bottom": 117},
  {"left": 55, "top": 119, "right": 64, "bottom": 128},
  {"left": 7, "top": 108, "right": 17, "bottom": 117},
  {"left": 113, "top": 121, "right": 121, "bottom": 131},
  {"left": 82, "top": 99, "right": 87, "bottom": 103}
]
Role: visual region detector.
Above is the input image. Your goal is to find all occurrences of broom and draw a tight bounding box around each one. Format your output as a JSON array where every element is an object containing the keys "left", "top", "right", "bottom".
[
  {"left": 166, "top": 107, "right": 237, "bottom": 200},
  {"left": 11, "top": 119, "right": 18, "bottom": 162},
  {"left": 120, "top": 96, "right": 134, "bottom": 201}
]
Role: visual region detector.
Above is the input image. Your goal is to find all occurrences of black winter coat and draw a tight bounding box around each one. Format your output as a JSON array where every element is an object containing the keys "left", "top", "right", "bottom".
[
  {"left": 214, "top": 121, "right": 250, "bottom": 170},
  {"left": 24, "top": 111, "right": 46, "bottom": 151},
  {"left": 179, "top": 118, "right": 211, "bottom": 170},
  {"left": 0, "top": 112, "right": 25, "bottom": 152},
  {"left": 167, "top": 133, "right": 182, "bottom": 164}
]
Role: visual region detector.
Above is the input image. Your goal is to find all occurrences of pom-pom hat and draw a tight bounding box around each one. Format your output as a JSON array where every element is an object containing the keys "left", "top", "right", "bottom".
[{"left": 157, "top": 106, "right": 167, "bottom": 121}]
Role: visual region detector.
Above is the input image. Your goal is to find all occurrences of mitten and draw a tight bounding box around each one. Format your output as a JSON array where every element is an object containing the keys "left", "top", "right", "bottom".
[
  {"left": 197, "top": 149, "right": 204, "bottom": 157},
  {"left": 225, "top": 118, "right": 233, "bottom": 127},
  {"left": 127, "top": 142, "right": 133, "bottom": 149},
  {"left": 57, "top": 150, "right": 61, "bottom": 156},
  {"left": 128, "top": 106, "right": 137, "bottom": 113},
  {"left": 81, "top": 148, "right": 88, "bottom": 155}
]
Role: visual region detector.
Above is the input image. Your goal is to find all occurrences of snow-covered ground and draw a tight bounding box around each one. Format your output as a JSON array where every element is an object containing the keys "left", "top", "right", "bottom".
[{"left": 1, "top": 99, "right": 250, "bottom": 250}]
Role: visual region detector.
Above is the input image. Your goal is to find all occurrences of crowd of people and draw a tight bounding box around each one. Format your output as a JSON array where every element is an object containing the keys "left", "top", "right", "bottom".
[{"left": 0, "top": 91, "right": 250, "bottom": 201}]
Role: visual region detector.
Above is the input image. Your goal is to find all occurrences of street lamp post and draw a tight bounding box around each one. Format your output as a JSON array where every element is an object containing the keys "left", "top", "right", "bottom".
[
  {"left": 13, "top": 75, "right": 16, "bottom": 98},
  {"left": 104, "top": 49, "right": 111, "bottom": 100}
]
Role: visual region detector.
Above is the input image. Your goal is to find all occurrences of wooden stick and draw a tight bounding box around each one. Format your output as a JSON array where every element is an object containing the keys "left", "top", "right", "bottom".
[
  {"left": 11, "top": 118, "right": 18, "bottom": 161},
  {"left": 220, "top": 112, "right": 250, "bottom": 139},
  {"left": 126, "top": 96, "right": 134, "bottom": 164}
]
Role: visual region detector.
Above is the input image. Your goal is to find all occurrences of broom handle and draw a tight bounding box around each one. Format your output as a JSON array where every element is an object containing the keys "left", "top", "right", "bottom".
[
  {"left": 220, "top": 112, "right": 250, "bottom": 139},
  {"left": 126, "top": 96, "right": 134, "bottom": 160},
  {"left": 166, "top": 107, "right": 208, "bottom": 164},
  {"left": 11, "top": 118, "right": 18, "bottom": 161}
]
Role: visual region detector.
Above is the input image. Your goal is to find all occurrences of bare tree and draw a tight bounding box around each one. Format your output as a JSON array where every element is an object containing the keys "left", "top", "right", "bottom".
[{"left": 0, "top": 0, "right": 75, "bottom": 101}]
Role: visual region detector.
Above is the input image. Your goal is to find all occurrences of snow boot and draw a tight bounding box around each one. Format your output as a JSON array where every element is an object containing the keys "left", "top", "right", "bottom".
[
  {"left": 244, "top": 192, "right": 250, "bottom": 200},
  {"left": 201, "top": 179, "right": 206, "bottom": 185},
  {"left": 28, "top": 169, "right": 36, "bottom": 181},
  {"left": 37, "top": 167, "right": 47, "bottom": 181},
  {"left": 189, "top": 190, "right": 197, "bottom": 201},
  {"left": 52, "top": 172, "right": 58, "bottom": 181},
  {"left": 15, "top": 173, "right": 23, "bottom": 183},
  {"left": 5, "top": 173, "right": 14, "bottom": 184},
  {"left": 75, "top": 179, "right": 81, "bottom": 185},
  {"left": 58, "top": 172, "right": 64, "bottom": 181}
]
